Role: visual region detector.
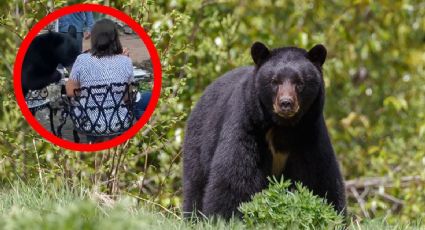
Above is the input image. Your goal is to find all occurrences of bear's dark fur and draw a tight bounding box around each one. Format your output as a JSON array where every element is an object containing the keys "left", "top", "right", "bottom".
[
  {"left": 22, "top": 26, "right": 80, "bottom": 95},
  {"left": 183, "top": 42, "right": 346, "bottom": 219}
]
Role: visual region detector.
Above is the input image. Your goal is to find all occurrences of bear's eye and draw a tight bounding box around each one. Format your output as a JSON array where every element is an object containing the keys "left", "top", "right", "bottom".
[{"left": 271, "top": 78, "right": 278, "bottom": 85}]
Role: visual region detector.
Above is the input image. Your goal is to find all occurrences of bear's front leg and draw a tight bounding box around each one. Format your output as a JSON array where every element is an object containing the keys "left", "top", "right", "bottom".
[{"left": 201, "top": 137, "right": 268, "bottom": 219}]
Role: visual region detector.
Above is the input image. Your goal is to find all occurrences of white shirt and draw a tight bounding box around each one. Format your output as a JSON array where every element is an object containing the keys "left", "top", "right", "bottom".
[{"left": 70, "top": 53, "right": 134, "bottom": 135}]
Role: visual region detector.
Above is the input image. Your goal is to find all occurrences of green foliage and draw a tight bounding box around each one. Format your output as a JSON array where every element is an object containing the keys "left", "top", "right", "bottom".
[
  {"left": 0, "top": 0, "right": 189, "bottom": 211},
  {"left": 1, "top": 181, "right": 422, "bottom": 229},
  {"left": 239, "top": 178, "right": 344, "bottom": 229},
  {"left": 0, "top": 182, "right": 246, "bottom": 230}
]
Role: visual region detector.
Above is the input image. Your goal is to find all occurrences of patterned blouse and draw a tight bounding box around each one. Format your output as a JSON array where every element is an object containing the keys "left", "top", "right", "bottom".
[{"left": 70, "top": 53, "right": 134, "bottom": 135}]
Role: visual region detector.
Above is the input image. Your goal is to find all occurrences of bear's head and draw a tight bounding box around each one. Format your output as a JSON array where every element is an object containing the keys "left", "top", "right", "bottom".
[
  {"left": 21, "top": 26, "right": 80, "bottom": 95},
  {"left": 54, "top": 25, "right": 80, "bottom": 67},
  {"left": 251, "top": 42, "right": 326, "bottom": 126}
]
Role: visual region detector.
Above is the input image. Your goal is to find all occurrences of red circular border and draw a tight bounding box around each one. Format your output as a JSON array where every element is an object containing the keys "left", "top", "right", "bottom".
[{"left": 13, "top": 4, "right": 162, "bottom": 152}]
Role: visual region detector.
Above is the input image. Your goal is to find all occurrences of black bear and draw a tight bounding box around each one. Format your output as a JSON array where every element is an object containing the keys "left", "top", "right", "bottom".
[
  {"left": 183, "top": 42, "right": 346, "bottom": 219},
  {"left": 22, "top": 26, "right": 80, "bottom": 95}
]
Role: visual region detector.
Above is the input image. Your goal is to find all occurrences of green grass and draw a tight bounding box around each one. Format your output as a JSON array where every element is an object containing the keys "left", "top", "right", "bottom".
[
  {"left": 0, "top": 181, "right": 244, "bottom": 230},
  {"left": 0, "top": 181, "right": 421, "bottom": 230}
]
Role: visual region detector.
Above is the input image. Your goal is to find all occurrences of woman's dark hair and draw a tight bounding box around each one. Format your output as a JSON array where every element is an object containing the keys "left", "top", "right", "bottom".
[{"left": 90, "top": 19, "right": 123, "bottom": 58}]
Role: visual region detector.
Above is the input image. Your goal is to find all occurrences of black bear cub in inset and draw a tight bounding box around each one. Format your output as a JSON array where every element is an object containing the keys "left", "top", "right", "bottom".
[
  {"left": 183, "top": 42, "right": 346, "bottom": 219},
  {"left": 22, "top": 26, "right": 80, "bottom": 95}
]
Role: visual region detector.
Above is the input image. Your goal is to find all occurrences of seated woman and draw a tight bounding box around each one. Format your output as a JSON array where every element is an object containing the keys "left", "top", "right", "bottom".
[{"left": 66, "top": 19, "right": 147, "bottom": 143}]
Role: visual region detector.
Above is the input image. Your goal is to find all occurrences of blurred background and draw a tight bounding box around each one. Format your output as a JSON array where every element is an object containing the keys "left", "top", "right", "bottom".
[{"left": 0, "top": 0, "right": 424, "bottom": 224}]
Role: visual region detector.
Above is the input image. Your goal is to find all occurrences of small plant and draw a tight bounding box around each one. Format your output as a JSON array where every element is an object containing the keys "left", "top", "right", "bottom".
[{"left": 238, "top": 177, "right": 344, "bottom": 229}]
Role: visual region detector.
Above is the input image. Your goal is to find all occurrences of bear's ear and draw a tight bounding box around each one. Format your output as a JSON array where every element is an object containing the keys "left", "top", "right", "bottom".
[
  {"left": 68, "top": 25, "right": 77, "bottom": 39},
  {"left": 306, "top": 44, "right": 327, "bottom": 67},
  {"left": 251, "top": 42, "right": 271, "bottom": 67}
]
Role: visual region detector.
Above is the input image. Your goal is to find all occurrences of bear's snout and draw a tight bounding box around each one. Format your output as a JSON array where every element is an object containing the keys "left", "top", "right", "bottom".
[
  {"left": 279, "top": 97, "right": 294, "bottom": 110},
  {"left": 274, "top": 97, "right": 299, "bottom": 118},
  {"left": 273, "top": 82, "right": 299, "bottom": 118}
]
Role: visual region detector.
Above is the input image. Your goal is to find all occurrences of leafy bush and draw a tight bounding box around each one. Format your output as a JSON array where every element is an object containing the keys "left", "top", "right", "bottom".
[{"left": 239, "top": 178, "right": 344, "bottom": 229}]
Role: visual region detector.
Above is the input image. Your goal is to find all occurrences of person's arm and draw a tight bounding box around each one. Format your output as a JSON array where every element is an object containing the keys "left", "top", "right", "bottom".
[
  {"left": 125, "top": 57, "right": 135, "bottom": 102},
  {"left": 128, "top": 57, "right": 135, "bottom": 83},
  {"left": 122, "top": 47, "right": 130, "bottom": 57},
  {"left": 67, "top": 55, "right": 82, "bottom": 97},
  {"left": 66, "top": 79, "right": 80, "bottom": 97},
  {"left": 84, "top": 12, "right": 95, "bottom": 39},
  {"left": 85, "top": 12, "right": 94, "bottom": 30}
]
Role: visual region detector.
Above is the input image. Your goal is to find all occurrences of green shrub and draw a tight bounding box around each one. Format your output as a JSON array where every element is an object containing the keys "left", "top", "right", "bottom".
[{"left": 239, "top": 178, "right": 344, "bottom": 229}]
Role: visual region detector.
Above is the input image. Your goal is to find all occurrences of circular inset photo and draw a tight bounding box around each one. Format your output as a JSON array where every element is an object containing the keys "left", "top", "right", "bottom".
[{"left": 14, "top": 4, "right": 162, "bottom": 151}]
